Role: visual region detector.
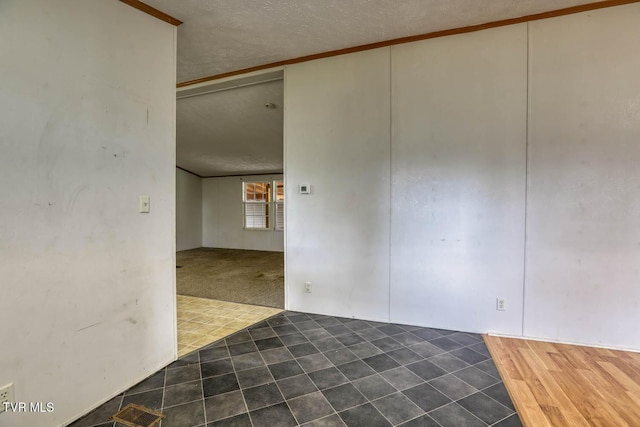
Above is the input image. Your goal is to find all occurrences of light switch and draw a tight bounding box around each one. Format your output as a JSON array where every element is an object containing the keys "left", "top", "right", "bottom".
[{"left": 139, "top": 195, "right": 150, "bottom": 213}]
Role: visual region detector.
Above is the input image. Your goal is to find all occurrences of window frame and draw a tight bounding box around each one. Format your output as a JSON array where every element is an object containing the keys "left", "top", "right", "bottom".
[
  {"left": 242, "top": 179, "right": 284, "bottom": 231},
  {"left": 274, "top": 180, "right": 284, "bottom": 231}
]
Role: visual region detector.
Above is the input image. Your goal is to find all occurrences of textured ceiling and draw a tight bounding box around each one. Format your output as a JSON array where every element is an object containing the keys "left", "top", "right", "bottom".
[
  {"left": 145, "top": 0, "right": 597, "bottom": 83},
  {"left": 155, "top": 0, "right": 601, "bottom": 176},
  {"left": 177, "top": 79, "right": 284, "bottom": 177}
]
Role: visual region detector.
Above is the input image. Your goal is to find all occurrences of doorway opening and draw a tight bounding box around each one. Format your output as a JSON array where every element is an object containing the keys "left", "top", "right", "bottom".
[{"left": 175, "top": 69, "right": 285, "bottom": 356}]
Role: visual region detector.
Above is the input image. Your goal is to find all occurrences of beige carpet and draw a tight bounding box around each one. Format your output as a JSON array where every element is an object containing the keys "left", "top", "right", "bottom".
[{"left": 176, "top": 248, "right": 284, "bottom": 308}]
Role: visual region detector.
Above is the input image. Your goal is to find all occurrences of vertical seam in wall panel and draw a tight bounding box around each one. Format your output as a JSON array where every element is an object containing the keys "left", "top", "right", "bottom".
[
  {"left": 199, "top": 176, "right": 203, "bottom": 247},
  {"left": 172, "top": 27, "right": 179, "bottom": 357},
  {"left": 522, "top": 22, "right": 531, "bottom": 337},
  {"left": 388, "top": 47, "right": 393, "bottom": 324},
  {"left": 283, "top": 67, "right": 288, "bottom": 310},
  {"left": 201, "top": 177, "right": 205, "bottom": 246},
  {"left": 216, "top": 179, "right": 220, "bottom": 247}
]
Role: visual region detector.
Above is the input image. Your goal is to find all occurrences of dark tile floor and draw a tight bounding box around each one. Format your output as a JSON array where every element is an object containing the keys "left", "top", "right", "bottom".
[{"left": 69, "top": 312, "right": 522, "bottom": 427}]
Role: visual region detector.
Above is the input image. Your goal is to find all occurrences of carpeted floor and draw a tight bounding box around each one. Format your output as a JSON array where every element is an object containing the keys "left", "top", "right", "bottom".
[{"left": 176, "top": 248, "right": 284, "bottom": 309}]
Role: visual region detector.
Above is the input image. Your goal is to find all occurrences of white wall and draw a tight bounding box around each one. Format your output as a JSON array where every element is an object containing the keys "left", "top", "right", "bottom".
[
  {"left": 284, "top": 3, "right": 640, "bottom": 350},
  {"left": 0, "top": 1, "right": 176, "bottom": 426},
  {"left": 285, "top": 48, "right": 392, "bottom": 322},
  {"left": 176, "top": 168, "right": 203, "bottom": 251},
  {"left": 389, "top": 24, "right": 527, "bottom": 334},
  {"left": 203, "top": 175, "right": 284, "bottom": 252},
  {"left": 524, "top": 4, "right": 640, "bottom": 350}
]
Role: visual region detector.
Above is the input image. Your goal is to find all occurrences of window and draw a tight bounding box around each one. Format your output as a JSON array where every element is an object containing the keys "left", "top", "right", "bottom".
[
  {"left": 275, "top": 180, "right": 284, "bottom": 231},
  {"left": 243, "top": 180, "right": 284, "bottom": 230},
  {"left": 243, "top": 181, "right": 271, "bottom": 229}
]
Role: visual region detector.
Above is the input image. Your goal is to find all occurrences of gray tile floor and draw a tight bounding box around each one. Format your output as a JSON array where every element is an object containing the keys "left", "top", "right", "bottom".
[{"left": 69, "top": 311, "right": 522, "bottom": 427}]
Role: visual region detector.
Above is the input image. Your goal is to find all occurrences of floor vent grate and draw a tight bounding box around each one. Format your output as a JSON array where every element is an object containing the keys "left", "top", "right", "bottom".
[{"left": 111, "top": 403, "right": 164, "bottom": 427}]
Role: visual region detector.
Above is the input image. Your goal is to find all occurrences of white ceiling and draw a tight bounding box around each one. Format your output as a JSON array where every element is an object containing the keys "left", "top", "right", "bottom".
[
  {"left": 177, "top": 77, "right": 284, "bottom": 177},
  {"left": 146, "top": 0, "right": 597, "bottom": 83},
  {"left": 147, "top": 0, "right": 600, "bottom": 176}
]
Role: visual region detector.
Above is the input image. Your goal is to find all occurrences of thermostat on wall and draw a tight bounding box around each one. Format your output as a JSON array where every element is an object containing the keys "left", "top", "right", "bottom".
[{"left": 299, "top": 184, "right": 311, "bottom": 194}]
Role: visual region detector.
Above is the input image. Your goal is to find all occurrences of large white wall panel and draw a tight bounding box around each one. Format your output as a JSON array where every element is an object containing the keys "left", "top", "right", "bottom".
[
  {"left": 525, "top": 4, "right": 640, "bottom": 349},
  {"left": 202, "top": 175, "right": 284, "bottom": 252},
  {"left": 0, "top": 1, "right": 176, "bottom": 425},
  {"left": 390, "top": 25, "right": 527, "bottom": 334},
  {"left": 285, "top": 49, "right": 391, "bottom": 321},
  {"left": 176, "top": 168, "right": 203, "bottom": 251}
]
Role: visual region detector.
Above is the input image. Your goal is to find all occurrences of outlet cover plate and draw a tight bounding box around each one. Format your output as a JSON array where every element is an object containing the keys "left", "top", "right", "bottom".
[{"left": 0, "top": 383, "right": 15, "bottom": 414}]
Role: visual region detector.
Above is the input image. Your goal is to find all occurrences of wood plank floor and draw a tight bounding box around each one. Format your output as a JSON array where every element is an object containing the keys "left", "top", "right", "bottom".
[{"left": 484, "top": 335, "right": 640, "bottom": 426}]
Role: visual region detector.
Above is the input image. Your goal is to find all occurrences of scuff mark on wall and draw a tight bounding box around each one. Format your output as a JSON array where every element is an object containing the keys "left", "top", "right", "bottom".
[
  {"left": 76, "top": 321, "right": 105, "bottom": 332},
  {"left": 65, "top": 184, "right": 89, "bottom": 214}
]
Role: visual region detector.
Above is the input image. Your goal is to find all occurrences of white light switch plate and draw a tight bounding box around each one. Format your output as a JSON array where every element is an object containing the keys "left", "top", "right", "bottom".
[{"left": 139, "top": 195, "right": 150, "bottom": 213}]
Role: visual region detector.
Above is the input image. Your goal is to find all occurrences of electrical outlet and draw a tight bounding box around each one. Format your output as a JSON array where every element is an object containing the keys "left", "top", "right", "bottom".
[
  {"left": 304, "top": 281, "right": 312, "bottom": 293},
  {"left": 496, "top": 298, "right": 506, "bottom": 311},
  {"left": 0, "top": 383, "right": 14, "bottom": 414}
]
